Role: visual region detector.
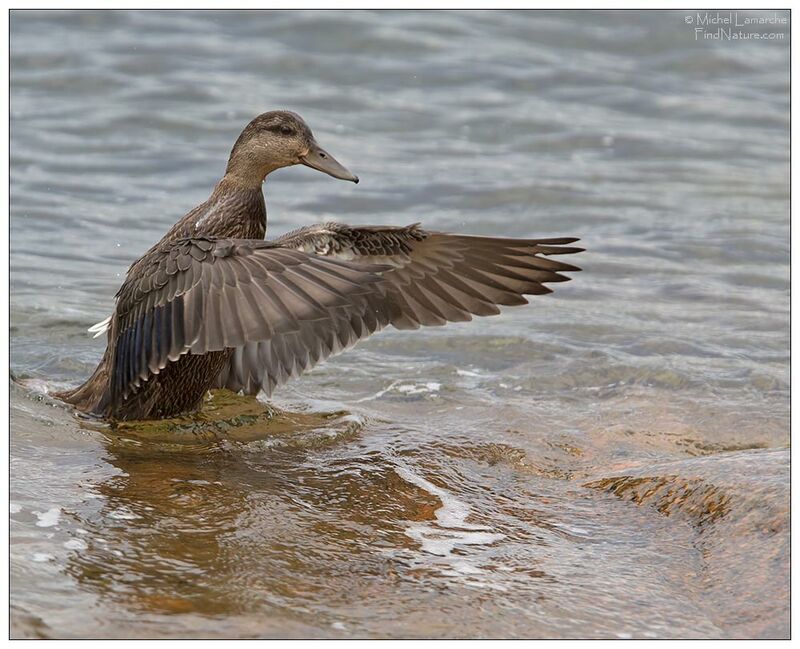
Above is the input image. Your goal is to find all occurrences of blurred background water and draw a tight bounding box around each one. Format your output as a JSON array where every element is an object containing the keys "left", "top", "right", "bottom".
[{"left": 10, "top": 9, "right": 789, "bottom": 639}]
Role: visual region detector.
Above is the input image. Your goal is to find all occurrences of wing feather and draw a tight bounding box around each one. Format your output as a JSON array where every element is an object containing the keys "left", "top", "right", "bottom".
[
  {"left": 211, "top": 223, "right": 582, "bottom": 396},
  {"left": 107, "top": 237, "right": 387, "bottom": 401},
  {"left": 108, "top": 225, "right": 581, "bottom": 401}
]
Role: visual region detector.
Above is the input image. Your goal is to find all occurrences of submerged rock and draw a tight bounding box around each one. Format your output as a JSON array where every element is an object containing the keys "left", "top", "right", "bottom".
[{"left": 585, "top": 448, "right": 789, "bottom": 639}]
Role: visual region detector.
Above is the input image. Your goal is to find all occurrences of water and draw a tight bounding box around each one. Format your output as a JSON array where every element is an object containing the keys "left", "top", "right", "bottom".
[{"left": 10, "top": 9, "right": 789, "bottom": 639}]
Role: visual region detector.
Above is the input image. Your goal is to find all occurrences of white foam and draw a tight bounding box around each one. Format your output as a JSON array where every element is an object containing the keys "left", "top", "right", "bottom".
[
  {"left": 354, "top": 380, "right": 400, "bottom": 402},
  {"left": 393, "top": 382, "right": 441, "bottom": 396},
  {"left": 31, "top": 553, "right": 55, "bottom": 563},
  {"left": 34, "top": 507, "right": 61, "bottom": 528},
  {"left": 355, "top": 380, "right": 441, "bottom": 402},
  {"left": 396, "top": 382, "right": 441, "bottom": 395},
  {"left": 396, "top": 466, "right": 505, "bottom": 556},
  {"left": 396, "top": 465, "right": 508, "bottom": 591},
  {"left": 108, "top": 507, "right": 140, "bottom": 520},
  {"left": 455, "top": 369, "right": 482, "bottom": 378},
  {"left": 10, "top": 503, "right": 22, "bottom": 514},
  {"left": 555, "top": 523, "right": 592, "bottom": 537},
  {"left": 64, "top": 538, "right": 88, "bottom": 551}
]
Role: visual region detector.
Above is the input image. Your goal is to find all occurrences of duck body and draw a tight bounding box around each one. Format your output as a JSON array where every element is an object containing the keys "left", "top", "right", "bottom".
[
  {"left": 55, "top": 111, "right": 583, "bottom": 421},
  {"left": 57, "top": 180, "right": 267, "bottom": 419}
]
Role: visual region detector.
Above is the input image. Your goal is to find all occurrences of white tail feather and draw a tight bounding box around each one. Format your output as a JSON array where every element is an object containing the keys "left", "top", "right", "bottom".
[{"left": 88, "top": 315, "right": 111, "bottom": 338}]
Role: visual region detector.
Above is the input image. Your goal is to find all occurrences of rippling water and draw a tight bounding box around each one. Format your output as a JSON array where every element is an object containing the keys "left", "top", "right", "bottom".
[{"left": 10, "top": 9, "right": 789, "bottom": 639}]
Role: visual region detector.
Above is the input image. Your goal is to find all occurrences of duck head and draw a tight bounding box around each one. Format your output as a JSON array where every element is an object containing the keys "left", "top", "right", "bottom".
[{"left": 224, "top": 110, "right": 359, "bottom": 186}]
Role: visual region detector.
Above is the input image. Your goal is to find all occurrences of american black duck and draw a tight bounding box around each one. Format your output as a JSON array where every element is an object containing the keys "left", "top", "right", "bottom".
[{"left": 55, "top": 111, "right": 583, "bottom": 421}]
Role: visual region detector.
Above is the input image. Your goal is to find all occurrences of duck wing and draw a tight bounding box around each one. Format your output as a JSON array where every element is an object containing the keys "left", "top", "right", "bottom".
[
  {"left": 108, "top": 236, "right": 390, "bottom": 402},
  {"left": 213, "top": 222, "right": 583, "bottom": 396}
]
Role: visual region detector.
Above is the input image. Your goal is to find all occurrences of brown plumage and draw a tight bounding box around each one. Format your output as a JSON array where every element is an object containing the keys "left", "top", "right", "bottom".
[{"left": 55, "top": 110, "right": 583, "bottom": 421}]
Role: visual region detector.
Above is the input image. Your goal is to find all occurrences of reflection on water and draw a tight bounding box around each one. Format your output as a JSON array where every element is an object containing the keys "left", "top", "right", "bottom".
[{"left": 10, "top": 8, "right": 789, "bottom": 640}]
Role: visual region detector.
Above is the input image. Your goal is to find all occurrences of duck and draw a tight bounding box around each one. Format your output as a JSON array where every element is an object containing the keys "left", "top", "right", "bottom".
[{"left": 54, "top": 110, "right": 583, "bottom": 421}]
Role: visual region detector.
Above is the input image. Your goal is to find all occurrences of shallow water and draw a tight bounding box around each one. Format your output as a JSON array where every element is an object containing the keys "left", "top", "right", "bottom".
[{"left": 10, "top": 9, "right": 789, "bottom": 639}]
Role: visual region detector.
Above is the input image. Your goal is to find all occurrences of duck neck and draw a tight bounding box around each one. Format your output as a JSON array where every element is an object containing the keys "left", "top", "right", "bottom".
[
  {"left": 223, "top": 147, "right": 285, "bottom": 190},
  {"left": 164, "top": 179, "right": 266, "bottom": 242},
  {"left": 207, "top": 178, "right": 267, "bottom": 239}
]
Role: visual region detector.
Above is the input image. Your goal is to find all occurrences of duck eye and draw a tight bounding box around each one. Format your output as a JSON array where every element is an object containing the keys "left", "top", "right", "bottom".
[{"left": 280, "top": 125, "right": 294, "bottom": 136}]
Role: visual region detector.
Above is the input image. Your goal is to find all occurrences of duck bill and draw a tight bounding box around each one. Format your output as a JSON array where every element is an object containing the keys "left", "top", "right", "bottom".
[{"left": 300, "top": 141, "right": 359, "bottom": 183}]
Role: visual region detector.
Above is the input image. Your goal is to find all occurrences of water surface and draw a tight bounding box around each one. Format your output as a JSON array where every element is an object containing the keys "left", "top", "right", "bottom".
[{"left": 10, "top": 9, "right": 789, "bottom": 639}]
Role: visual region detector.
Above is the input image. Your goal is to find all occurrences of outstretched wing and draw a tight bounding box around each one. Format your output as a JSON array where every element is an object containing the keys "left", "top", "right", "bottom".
[
  {"left": 212, "top": 307, "right": 387, "bottom": 396},
  {"left": 213, "top": 222, "right": 583, "bottom": 395},
  {"left": 108, "top": 236, "right": 390, "bottom": 402}
]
